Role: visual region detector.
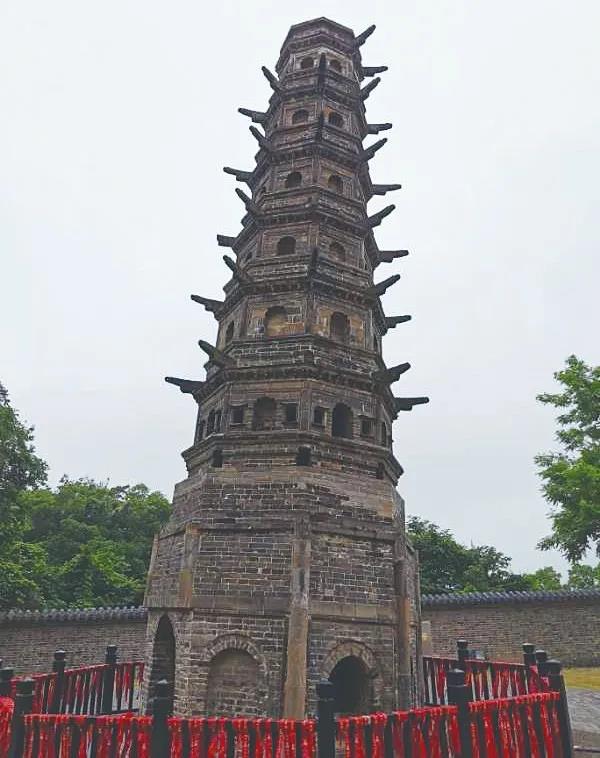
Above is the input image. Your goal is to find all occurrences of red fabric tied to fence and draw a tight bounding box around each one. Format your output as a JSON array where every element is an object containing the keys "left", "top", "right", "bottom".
[
  {"left": 469, "top": 691, "right": 563, "bottom": 758},
  {"left": 61, "top": 664, "right": 107, "bottom": 714},
  {"left": 168, "top": 716, "right": 317, "bottom": 758},
  {"left": 0, "top": 696, "right": 15, "bottom": 755},
  {"left": 23, "top": 712, "right": 152, "bottom": 757},
  {"left": 338, "top": 706, "right": 459, "bottom": 758}
]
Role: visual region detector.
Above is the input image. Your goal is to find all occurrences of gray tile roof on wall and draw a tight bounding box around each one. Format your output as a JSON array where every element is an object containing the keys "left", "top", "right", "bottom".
[
  {"left": 2, "top": 589, "right": 599, "bottom": 623},
  {"left": 422, "top": 588, "right": 600, "bottom": 607},
  {"left": 0, "top": 606, "right": 148, "bottom": 625}
]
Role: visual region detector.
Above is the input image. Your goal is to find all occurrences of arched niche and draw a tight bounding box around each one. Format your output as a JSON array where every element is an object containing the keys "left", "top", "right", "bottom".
[
  {"left": 330, "top": 311, "right": 350, "bottom": 344},
  {"left": 206, "top": 649, "right": 260, "bottom": 717},
  {"left": 253, "top": 397, "right": 277, "bottom": 431},
  {"left": 332, "top": 403, "right": 353, "bottom": 439},
  {"left": 264, "top": 306, "right": 287, "bottom": 337}
]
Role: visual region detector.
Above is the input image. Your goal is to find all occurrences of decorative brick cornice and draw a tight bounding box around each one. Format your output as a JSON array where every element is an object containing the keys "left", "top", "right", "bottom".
[{"left": 422, "top": 588, "right": 600, "bottom": 608}]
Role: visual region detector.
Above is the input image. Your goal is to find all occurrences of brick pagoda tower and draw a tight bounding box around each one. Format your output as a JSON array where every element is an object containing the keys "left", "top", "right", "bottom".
[{"left": 144, "top": 17, "right": 428, "bottom": 718}]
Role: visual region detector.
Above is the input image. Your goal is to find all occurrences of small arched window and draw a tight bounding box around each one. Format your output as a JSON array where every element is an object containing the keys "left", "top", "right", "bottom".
[
  {"left": 380, "top": 421, "right": 388, "bottom": 447},
  {"left": 207, "top": 410, "right": 216, "bottom": 436},
  {"left": 225, "top": 321, "right": 234, "bottom": 344},
  {"left": 329, "top": 58, "right": 342, "bottom": 73},
  {"left": 264, "top": 306, "right": 287, "bottom": 337},
  {"left": 277, "top": 236, "right": 296, "bottom": 256},
  {"left": 296, "top": 447, "right": 311, "bottom": 466},
  {"left": 244, "top": 250, "right": 253, "bottom": 263},
  {"left": 330, "top": 312, "right": 350, "bottom": 344},
  {"left": 285, "top": 171, "right": 302, "bottom": 189},
  {"left": 300, "top": 57, "right": 314, "bottom": 70},
  {"left": 313, "top": 406, "right": 325, "bottom": 426},
  {"left": 212, "top": 449, "right": 223, "bottom": 468},
  {"left": 330, "top": 241, "right": 346, "bottom": 261},
  {"left": 373, "top": 335, "right": 378, "bottom": 353},
  {"left": 376, "top": 462, "right": 385, "bottom": 480},
  {"left": 292, "top": 109, "right": 309, "bottom": 125},
  {"left": 328, "top": 174, "right": 343, "bottom": 194},
  {"left": 332, "top": 403, "right": 353, "bottom": 439},
  {"left": 253, "top": 397, "right": 277, "bottom": 431},
  {"left": 328, "top": 111, "right": 343, "bottom": 128}
]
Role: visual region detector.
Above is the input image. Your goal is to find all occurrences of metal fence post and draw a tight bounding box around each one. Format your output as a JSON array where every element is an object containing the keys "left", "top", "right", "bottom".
[
  {"left": 447, "top": 668, "right": 472, "bottom": 758},
  {"left": 547, "top": 660, "right": 574, "bottom": 758},
  {"left": 0, "top": 667, "right": 14, "bottom": 697},
  {"left": 456, "top": 640, "right": 469, "bottom": 669},
  {"left": 50, "top": 650, "right": 67, "bottom": 713},
  {"left": 151, "top": 679, "right": 172, "bottom": 758},
  {"left": 522, "top": 643, "right": 536, "bottom": 667},
  {"left": 101, "top": 645, "right": 118, "bottom": 714},
  {"left": 316, "top": 680, "right": 335, "bottom": 758},
  {"left": 8, "top": 679, "right": 34, "bottom": 758},
  {"left": 535, "top": 649, "right": 549, "bottom": 677}
]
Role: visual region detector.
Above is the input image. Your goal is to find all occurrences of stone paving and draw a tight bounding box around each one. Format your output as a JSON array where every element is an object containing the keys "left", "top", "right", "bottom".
[
  {"left": 569, "top": 688, "right": 600, "bottom": 754},
  {"left": 569, "top": 688, "right": 600, "bottom": 733}
]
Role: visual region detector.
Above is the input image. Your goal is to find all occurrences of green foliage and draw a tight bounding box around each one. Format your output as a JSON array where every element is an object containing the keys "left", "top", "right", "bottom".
[
  {"left": 0, "top": 381, "right": 171, "bottom": 610},
  {"left": 0, "top": 384, "right": 47, "bottom": 543},
  {"left": 567, "top": 562, "right": 600, "bottom": 588},
  {"left": 407, "top": 517, "right": 534, "bottom": 594},
  {"left": 536, "top": 356, "right": 600, "bottom": 561},
  {"left": 521, "top": 566, "right": 563, "bottom": 590}
]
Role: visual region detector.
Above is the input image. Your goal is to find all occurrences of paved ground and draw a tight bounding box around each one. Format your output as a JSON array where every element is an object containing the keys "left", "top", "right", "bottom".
[{"left": 569, "top": 688, "right": 600, "bottom": 754}]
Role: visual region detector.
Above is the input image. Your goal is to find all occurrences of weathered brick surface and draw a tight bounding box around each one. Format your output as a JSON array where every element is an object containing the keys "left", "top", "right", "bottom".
[
  {"left": 0, "top": 613, "right": 146, "bottom": 674},
  {"left": 423, "top": 594, "right": 600, "bottom": 667}
]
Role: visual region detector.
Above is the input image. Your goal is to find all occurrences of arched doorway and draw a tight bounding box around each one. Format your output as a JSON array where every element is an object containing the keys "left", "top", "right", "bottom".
[
  {"left": 148, "top": 615, "right": 175, "bottom": 712},
  {"left": 329, "top": 656, "right": 372, "bottom": 714}
]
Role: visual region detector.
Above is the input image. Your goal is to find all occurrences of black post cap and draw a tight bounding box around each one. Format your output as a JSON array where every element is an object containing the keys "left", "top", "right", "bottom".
[
  {"left": 53, "top": 650, "right": 67, "bottom": 661},
  {"left": 522, "top": 643, "right": 535, "bottom": 654},
  {"left": 546, "top": 660, "right": 562, "bottom": 676},
  {"left": 535, "top": 650, "right": 548, "bottom": 663},
  {"left": 0, "top": 667, "right": 14, "bottom": 681}
]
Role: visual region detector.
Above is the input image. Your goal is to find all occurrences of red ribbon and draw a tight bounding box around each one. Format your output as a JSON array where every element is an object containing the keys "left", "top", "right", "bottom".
[{"left": 0, "top": 696, "right": 15, "bottom": 755}]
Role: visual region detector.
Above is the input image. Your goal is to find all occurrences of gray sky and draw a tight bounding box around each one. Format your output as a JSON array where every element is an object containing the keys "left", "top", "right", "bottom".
[{"left": 1, "top": 0, "right": 598, "bottom": 576}]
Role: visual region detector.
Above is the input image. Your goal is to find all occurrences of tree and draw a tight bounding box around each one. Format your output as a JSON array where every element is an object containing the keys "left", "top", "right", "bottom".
[
  {"left": 0, "top": 383, "right": 47, "bottom": 542},
  {"left": 407, "top": 517, "right": 534, "bottom": 594},
  {"left": 16, "top": 479, "right": 171, "bottom": 609},
  {"left": 521, "top": 566, "right": 563, "bottom": 590},
  {"left": 567, "top": 562, "right": 600, "bottom": 588},
  {"left": 536, "top": 356, "right": 600, "bottom": 562},
  {"left": 0, "top": 382, "right": 171, "bottom": 610}
]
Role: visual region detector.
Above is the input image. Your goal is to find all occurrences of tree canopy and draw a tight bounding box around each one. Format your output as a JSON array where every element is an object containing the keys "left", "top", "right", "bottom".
[{"left": 536, "top": 355, "right": 600, "bottom": 562}]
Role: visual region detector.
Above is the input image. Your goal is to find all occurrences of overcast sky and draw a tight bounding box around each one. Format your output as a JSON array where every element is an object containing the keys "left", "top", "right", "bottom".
[{"left": 1, "top": 1, "right": 598, "bottom": 576}]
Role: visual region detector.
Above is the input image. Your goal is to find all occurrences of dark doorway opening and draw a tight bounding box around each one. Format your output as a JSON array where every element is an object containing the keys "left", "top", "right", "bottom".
[
  {"left": 148, "top": 615, "right": 175, "bottom": 713},
  {"left": 329, "top": 656, "right": 371, "bottom": 714}
]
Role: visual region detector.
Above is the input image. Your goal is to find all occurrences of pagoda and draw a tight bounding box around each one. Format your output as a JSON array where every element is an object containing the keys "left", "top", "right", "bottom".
[{"left": 144, "top": 17, "right": 428, "bottom": 718}]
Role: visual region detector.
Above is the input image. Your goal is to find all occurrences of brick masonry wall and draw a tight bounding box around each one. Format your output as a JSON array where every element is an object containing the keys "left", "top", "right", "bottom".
[
  {"left": 422, "top": 594, "right": 600, "bottom": 667},
  {"left": 0, "top": 612, "right": 147, "bottom": 674},
  {"left": 2, "top": 591, "right": 599, "bottom": 680}
]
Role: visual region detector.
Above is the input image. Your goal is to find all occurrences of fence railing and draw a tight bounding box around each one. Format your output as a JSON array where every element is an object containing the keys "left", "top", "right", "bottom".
[
  {"left": 423, "top": 640, "right": 551, "bottom": 705},
  {"left": 2, "top": 664, "right": 574, "bottom": 758},
  {"left": 1, "top": 646, "right": 144, "bottom": 716}
]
